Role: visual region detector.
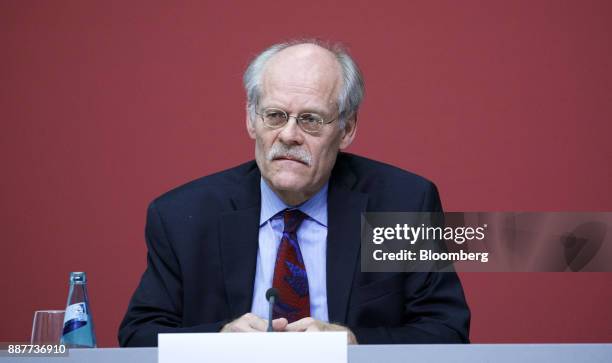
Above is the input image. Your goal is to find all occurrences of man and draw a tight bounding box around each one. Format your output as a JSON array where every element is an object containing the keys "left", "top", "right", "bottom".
[{"left": 118, "top": 40, "right": 470, "bottom": 346}]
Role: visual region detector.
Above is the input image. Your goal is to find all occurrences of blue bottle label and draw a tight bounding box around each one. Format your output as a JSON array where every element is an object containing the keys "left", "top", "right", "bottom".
[{"left": 62, "top": 302, "right": 88, "bottom": 335}]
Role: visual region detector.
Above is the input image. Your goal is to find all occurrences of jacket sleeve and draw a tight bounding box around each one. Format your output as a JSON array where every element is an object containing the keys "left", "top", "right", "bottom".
[
  {"left": 350, "top": 272, "right": 471, "bottom": 343},
  {"left": 118, "top": 201, "right": 229, "bottom": 347},
  {"left": 352, "top": 182, "right": 471, "bottom": 344}
]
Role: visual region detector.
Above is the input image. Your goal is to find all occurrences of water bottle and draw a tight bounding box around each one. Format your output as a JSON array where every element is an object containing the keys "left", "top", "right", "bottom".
[{"left": 60, "top": 272, "right": 96, "bottom": 347}]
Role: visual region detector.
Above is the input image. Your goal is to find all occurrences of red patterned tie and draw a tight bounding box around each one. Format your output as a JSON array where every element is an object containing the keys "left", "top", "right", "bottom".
[{"left": 272, "top": 209, "right": 310, "bottom": 323}]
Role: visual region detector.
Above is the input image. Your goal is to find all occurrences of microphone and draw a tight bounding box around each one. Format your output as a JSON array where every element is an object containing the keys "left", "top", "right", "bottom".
[{"left": 265, "top": 288, "right": 279, "bottom": 332}]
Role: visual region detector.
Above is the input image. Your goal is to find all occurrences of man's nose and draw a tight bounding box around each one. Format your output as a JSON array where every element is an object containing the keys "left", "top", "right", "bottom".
[{"left": 277, "top": 116, "right": 304, "bottom": 144}]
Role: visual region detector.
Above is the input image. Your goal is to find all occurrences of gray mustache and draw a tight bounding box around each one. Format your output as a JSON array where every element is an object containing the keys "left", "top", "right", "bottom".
[{"left": 267, "top": 143, "right": 312, "bottom": 166}]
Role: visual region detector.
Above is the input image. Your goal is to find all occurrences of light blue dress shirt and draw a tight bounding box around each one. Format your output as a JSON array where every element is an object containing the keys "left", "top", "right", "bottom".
[{"left": 250, "top": 178, "right": 329, "bottom": 322}]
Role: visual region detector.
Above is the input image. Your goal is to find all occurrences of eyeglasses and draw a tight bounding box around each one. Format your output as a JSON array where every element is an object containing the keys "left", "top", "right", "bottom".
[{"left": 255, "top": 108, "right": 337, "bottom": 134}]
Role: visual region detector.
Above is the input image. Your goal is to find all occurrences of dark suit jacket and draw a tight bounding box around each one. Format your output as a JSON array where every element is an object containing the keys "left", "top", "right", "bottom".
[{"left": 118, "top": 153, "right": 470, "bottom": 346}]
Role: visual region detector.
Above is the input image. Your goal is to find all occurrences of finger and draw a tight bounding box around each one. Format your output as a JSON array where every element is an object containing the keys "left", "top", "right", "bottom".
[
  {"left": 272, "top": 318, "right": 288, "bottom": 331},
  {"left": 234, "top": 323, "right": 260, "bottom": 332},
  {"left": 245, "top": 314, "right": 268, "bottom": 332},
  {"left": 347, "top": 331, "right": 358, "bottom": 345},
  {"left": 223, "top": 320, "right": 259, "bottom": 332},
  {"left": 285, "top": 317, "right": 315, "bottom": 332},
  {"left": 305, "top": 323, "right": 323, "bottom": 332},
  {"left": 308, "top": 322, "right": 346, "bottom": 333}
]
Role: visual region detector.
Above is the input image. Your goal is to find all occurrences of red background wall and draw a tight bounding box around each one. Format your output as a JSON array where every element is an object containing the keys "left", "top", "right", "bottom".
[{"left": 1, "top": 0, "right": 611, "bottom": 347}]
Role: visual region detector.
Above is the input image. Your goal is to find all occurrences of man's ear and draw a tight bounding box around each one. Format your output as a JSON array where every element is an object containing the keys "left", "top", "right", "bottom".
[
  {"left": 246, "top": 108, "right": 256, "bottom": 140},
  {"left": 339, "top": 114, "right": 358, "bottom": 149}
]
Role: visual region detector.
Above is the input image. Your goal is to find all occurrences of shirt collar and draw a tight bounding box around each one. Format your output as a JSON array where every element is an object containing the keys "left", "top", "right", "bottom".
[{"left": 259, "top": 178, "right": 328, "bottom": 227}]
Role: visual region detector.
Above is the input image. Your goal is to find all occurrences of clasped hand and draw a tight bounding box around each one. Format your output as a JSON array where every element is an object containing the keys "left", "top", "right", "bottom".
[{"left": 221, "top": 313, "right": 358, "bottom": 344}]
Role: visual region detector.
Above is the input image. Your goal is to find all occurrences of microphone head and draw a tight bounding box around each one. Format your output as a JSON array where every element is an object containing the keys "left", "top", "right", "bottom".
[{"left": 265, "top": 287, "right": 279, "bottom": 301}]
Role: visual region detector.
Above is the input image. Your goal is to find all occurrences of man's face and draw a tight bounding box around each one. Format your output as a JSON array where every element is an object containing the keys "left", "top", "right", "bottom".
[{"left": 246, "top": 44, "right": 357, "bottom": 205}]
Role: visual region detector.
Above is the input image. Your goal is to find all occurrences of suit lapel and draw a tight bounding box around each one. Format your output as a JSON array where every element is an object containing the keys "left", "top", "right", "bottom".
[
  {"left": 326, "top": 157, "right": 369, "bottom": 324},
  {"left": 219, "top": 165, "right": 261, "bottom": 319}
]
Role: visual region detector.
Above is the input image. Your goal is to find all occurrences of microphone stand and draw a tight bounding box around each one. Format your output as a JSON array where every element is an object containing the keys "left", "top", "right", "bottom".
[{"left": 265, "top": 288, "right": 279, "bottom": 332}]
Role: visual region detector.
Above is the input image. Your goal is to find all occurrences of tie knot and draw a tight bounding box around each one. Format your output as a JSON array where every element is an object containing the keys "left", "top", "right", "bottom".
[{"left": 283, "top": 209, "right": 306, "bottom": 233}]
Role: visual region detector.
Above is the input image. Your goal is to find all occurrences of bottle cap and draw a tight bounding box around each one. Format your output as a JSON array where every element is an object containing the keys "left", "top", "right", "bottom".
[{"left": 69, "top": 271, "right": 87, "bottom": 283}]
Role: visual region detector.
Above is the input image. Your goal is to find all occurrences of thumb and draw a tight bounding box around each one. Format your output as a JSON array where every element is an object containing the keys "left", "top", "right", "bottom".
[{"left": 272, "top": 318, "right": 288, "bottom": 331}]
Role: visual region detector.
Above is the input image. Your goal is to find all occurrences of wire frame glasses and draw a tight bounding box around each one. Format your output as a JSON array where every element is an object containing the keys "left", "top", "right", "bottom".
[{"left": 256, "top": 108, "right": 337, "bottom": 134}]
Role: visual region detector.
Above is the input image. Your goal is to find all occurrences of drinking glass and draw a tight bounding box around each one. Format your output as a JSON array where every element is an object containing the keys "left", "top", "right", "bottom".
[{"left": 30, "top": 310, "right": 65, "bottom": 344}]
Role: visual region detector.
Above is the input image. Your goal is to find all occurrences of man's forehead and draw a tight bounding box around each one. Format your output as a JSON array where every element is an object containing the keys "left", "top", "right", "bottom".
[{"left": 262, "top": 44, "right": 342, "bottom": 93}]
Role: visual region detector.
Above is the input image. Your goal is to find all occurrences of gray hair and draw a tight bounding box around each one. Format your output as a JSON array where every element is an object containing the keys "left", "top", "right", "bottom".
[{"left": 243, "top": 39, "right": 365, "bottom": 128}]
